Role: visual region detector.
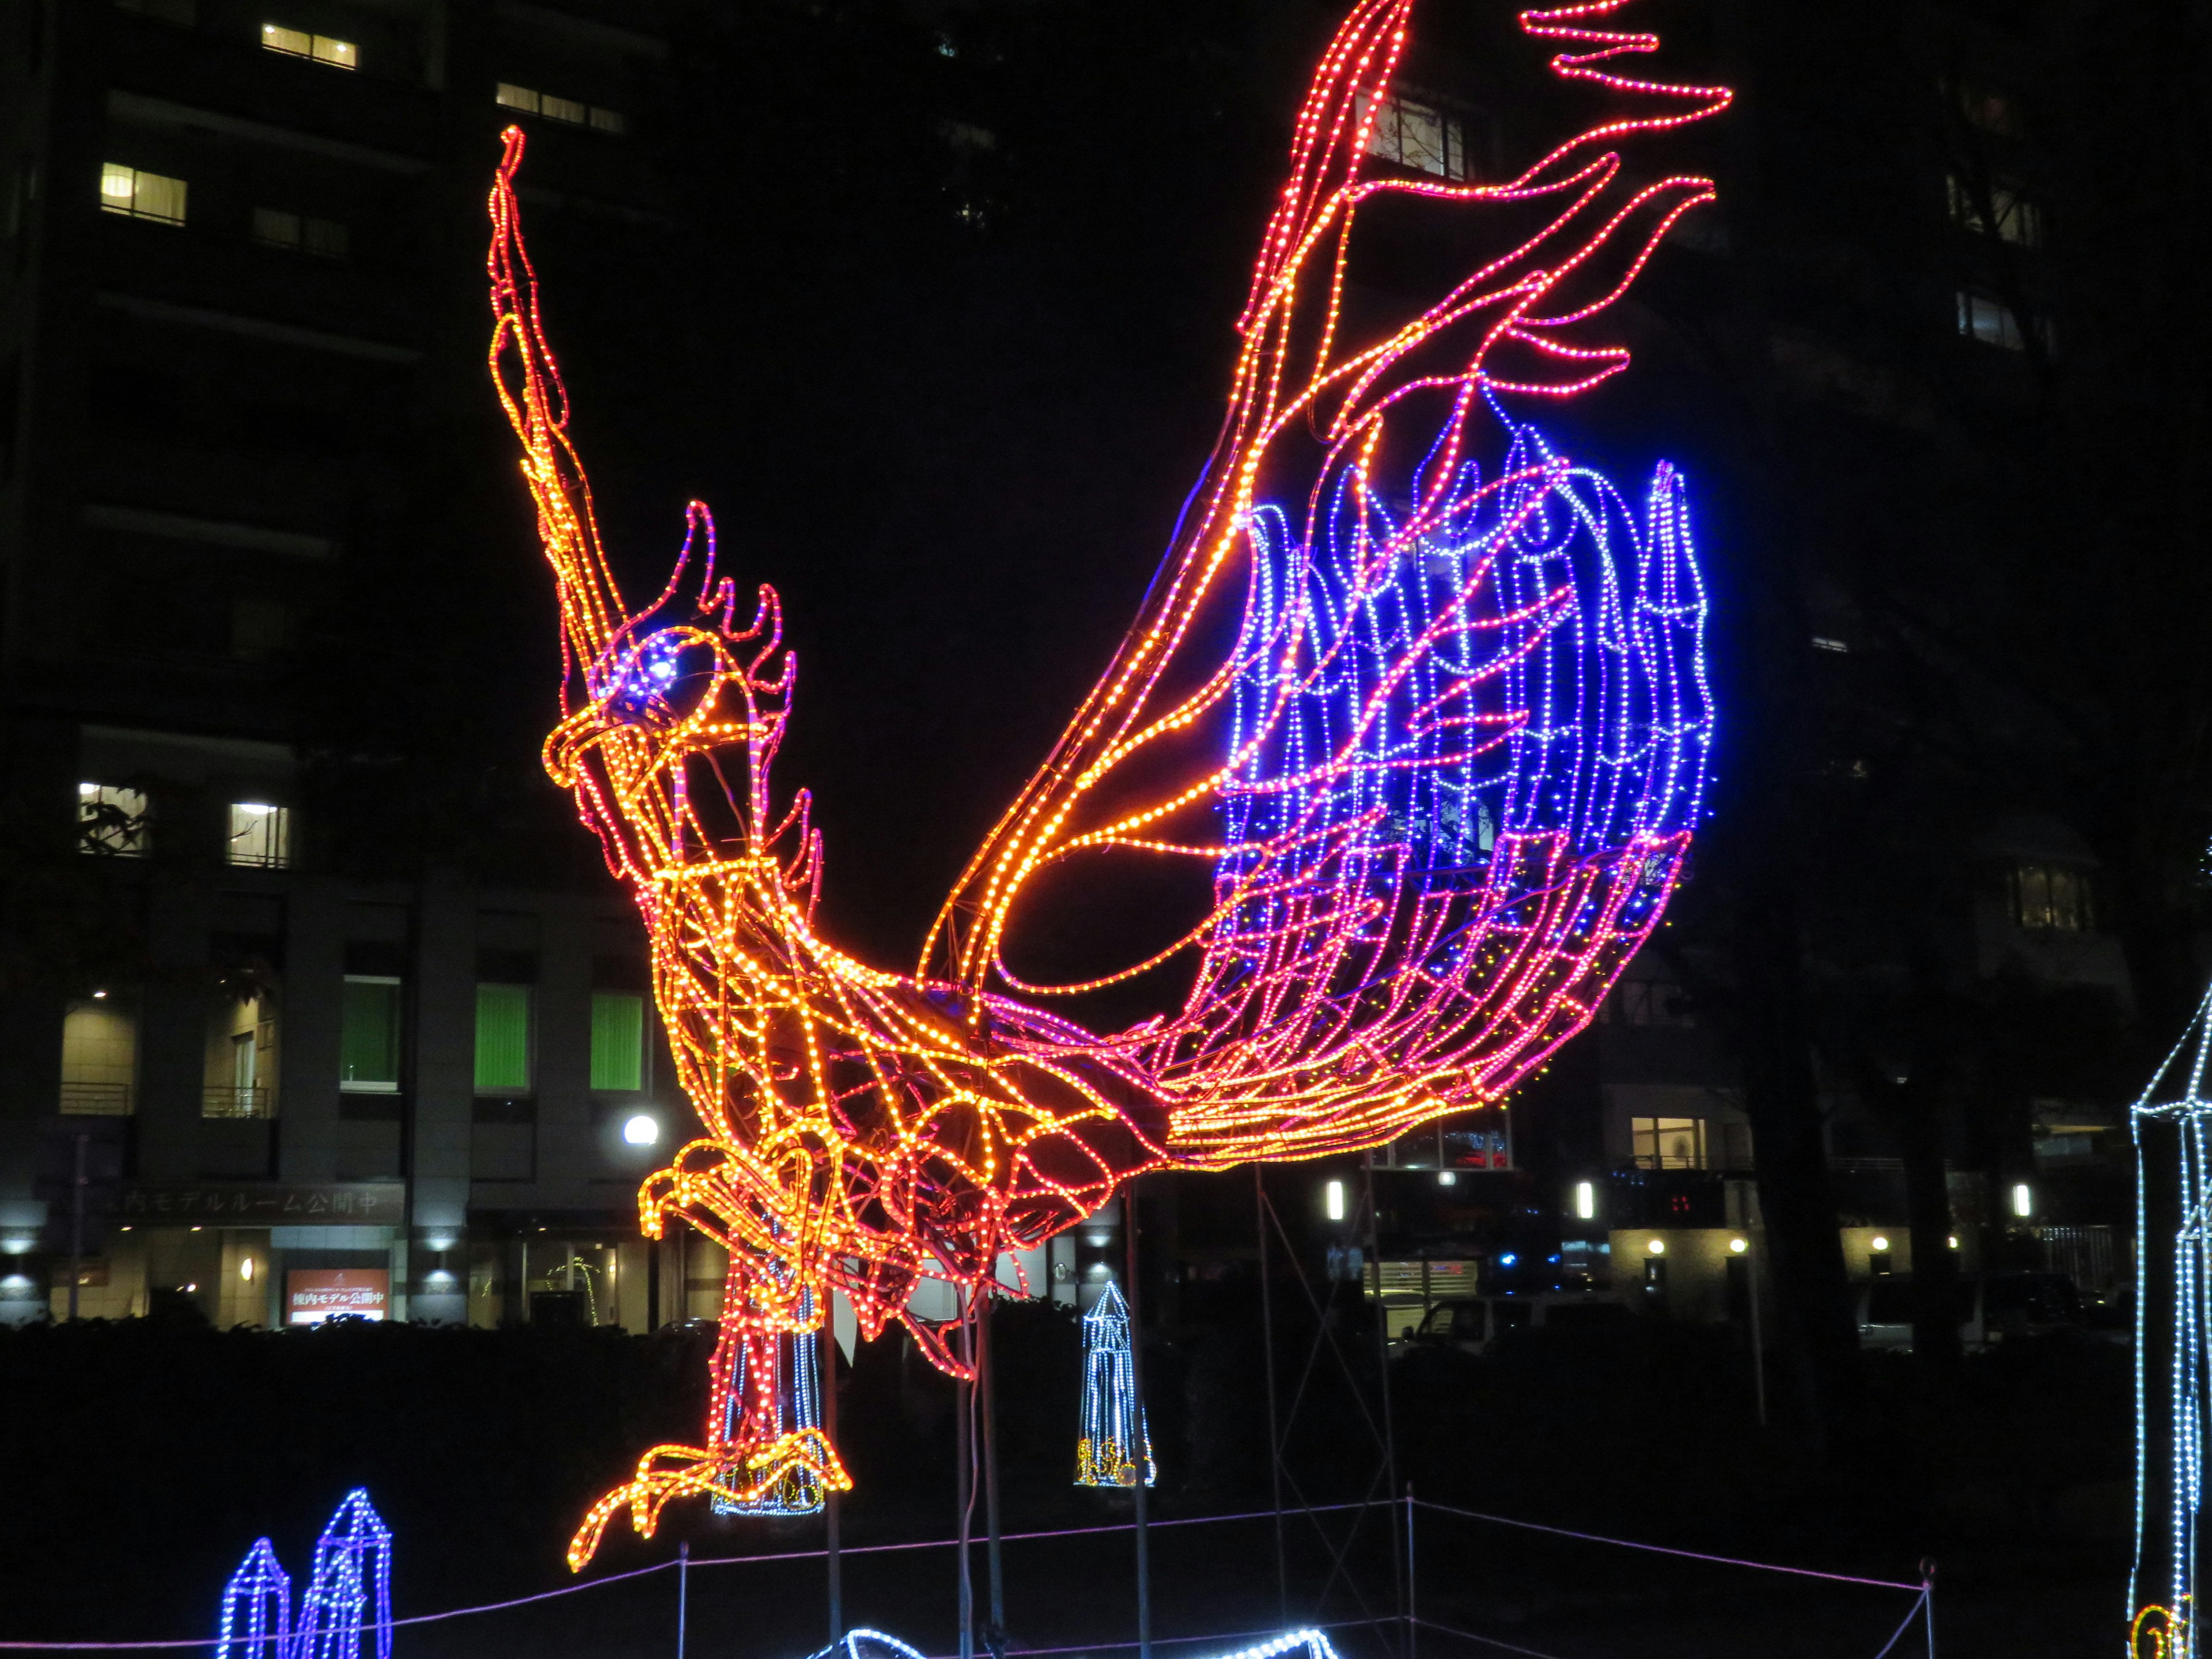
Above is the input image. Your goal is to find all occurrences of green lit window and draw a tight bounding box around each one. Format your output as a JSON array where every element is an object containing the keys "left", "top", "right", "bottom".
[
  {"left": 340, "top": 976, "right": 401, "bottom": 1090},
  {"left": 475, "top": 984, "right": 532, "bottom": 1093},
  {"left": 590, "top": 991, "right": 645, "bottom": 1092}
]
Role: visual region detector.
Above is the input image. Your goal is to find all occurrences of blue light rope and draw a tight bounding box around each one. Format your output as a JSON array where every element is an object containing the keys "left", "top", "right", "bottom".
[{"left": 2131, "top": 987, "right": 2212, "bottom": 1659}]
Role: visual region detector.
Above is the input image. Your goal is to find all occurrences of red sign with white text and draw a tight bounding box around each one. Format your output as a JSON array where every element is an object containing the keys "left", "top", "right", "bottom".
[{"left": 286, "top": 1268, "right": 389, "bottom": 1325}]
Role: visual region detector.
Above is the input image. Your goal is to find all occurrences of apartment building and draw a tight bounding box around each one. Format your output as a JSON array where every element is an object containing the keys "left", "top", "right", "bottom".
[{"left": 0, "top": 0, "right": 712, "bottom": 1327}]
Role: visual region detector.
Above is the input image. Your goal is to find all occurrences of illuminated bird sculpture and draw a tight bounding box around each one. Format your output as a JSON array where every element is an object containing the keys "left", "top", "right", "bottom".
[{"left": 487, "top": 0, "right": 1726, "bottom": 1569}]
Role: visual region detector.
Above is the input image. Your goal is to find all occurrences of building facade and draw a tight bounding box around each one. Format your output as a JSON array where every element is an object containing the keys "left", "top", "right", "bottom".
[{"left": 0, "top": 0, "right": 708, "bottom": 1327}]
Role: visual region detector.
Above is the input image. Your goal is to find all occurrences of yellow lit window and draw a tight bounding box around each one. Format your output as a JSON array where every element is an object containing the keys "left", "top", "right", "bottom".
[
  {"left": 1358, "top": 92, "right": 1469, "bottom": 181},
  {"left": 62, "top": 998, "right": 138, "bottom": 1116},
  {"left": 228, "top": 803, "right": 291, "bottom": 869},
  {"left": 263, "top": 22, "right": 357, "bottom": 67},
  {"left": 79, "top": 782, "right": 150, "bottom": 855},
  {"left": 100, "top": 164, "right": 187, "bottom": 226},
  {"left": 2011, "top": 862, "right": 2092, "bottom": 931},
  {"left": 1630, "top": 1116, "right": 1706, "bottom": 1169},
  {"left": 495, "top": 82, "right": 624, "bottom": 135}
]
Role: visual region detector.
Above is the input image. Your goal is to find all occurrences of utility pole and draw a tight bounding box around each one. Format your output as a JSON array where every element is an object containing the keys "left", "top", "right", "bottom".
[
  {"left": 1748, "top": 1238, "right": 1768, "bottom": 1427},
  {"left": 676, "top": 1541, "right": 689, "bottom": 1659},
  {"left": 1362, "top": 1153, "right": 1406, "bottom": 1654},
  {"left": 1125, "top": 1183, "right": 1153, "bottom": 1659},
  {"left": 978, "top": 1277, "right": 1006, "bottom": 1642},
  {"left": 957, "top": 1297, "right": 976, "bottom": 1659},
  {"left": 1255, "top": 1166, "right": 1287, "bottom": 1623},
  {"left": 822, "top": 1317, "right": 843, "bottom": 1642},
  {"left": 67, "top": 1131, "right": 88, "bottom": 1322}
]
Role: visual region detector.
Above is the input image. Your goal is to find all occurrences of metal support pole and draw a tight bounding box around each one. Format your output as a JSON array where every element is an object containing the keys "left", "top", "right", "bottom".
[
  {"left": 1363, "top": 1153, "right": 1406, "bottom": 1654},
  {"left": 979, "top": 1275, "right": 1006, "bottom": 1639},
  {"left": 1125, "top": 1183, "right": 1153, "bottom": 1659},
  {"left": 957, "top": 1297, "right": 976, "bottom": 1659},
  {"left": 1406, "top": 1485, "right": 1418, "bottom": 1659},
  {"left": 676, "top": 1541, "right": 689, "bottom": 1659},
  {"left": 67, "top": 1132, "right": 88, "bottom": 1323},
  {"left": 1255, "top": 1166, "right": 1287, "bottom": 1624},
  {"left": 1748, "top": 1238, "right": 1768, "bottom": 1428},
  {"left": 822, "top": 1317, "right": 843, "bottom": 1642}
]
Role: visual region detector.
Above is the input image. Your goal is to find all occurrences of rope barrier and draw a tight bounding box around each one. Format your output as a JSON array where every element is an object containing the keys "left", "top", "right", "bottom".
[
  {"left": 0, "top": 1496, "right": 1928, "bottom": 1651},
  {"left": 922, "top": 1615, "right": 1393, "bottom": 1659},
  {"left": 1412, "top": 1499, "right": 1925, "bottom": 1592},
  {"left": 1410, "top": 1615, "right": 1575, "bottom": 1659}
]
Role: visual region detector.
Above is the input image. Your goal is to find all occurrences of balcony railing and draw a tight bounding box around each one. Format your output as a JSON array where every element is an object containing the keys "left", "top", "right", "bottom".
[
  {"left": 59, "top": 1081, "right": 132, "bottom": 1116},
  {"left": 202, "top": 1085, "right": 274, "bottom": 1120}
]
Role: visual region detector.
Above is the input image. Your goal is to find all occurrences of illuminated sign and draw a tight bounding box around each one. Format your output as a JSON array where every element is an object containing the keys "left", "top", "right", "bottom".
[{"left": 286, "top": 1268, "right": 389, "bottom": 1324}]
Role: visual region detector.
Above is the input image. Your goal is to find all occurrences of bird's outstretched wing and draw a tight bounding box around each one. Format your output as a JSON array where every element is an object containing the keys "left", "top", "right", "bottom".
[{"left": 925, "top": 0, "right": 1726, "bottom": 1161}]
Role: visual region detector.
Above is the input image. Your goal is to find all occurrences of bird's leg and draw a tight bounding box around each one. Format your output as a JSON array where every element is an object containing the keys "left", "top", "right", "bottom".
[
  {"left": 700, "top": 1262, "right": 850, "bottom": 1506},
  {"left": 567, "top": 1253, "right": 849, "bottom": 1569}
]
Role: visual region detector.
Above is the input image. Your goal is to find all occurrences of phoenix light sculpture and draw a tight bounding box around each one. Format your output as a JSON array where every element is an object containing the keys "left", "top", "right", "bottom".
[{"left": 486, "top": 0, "right": 1726, "bottom": 1567}]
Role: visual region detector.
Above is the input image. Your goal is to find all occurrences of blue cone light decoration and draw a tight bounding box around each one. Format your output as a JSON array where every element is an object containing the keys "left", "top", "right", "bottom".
[
  {"left": 714, "top": 1284, "right": 827, "bottom": 1516},
  {"left": 216, "top": 1490, "right": 391, "bottom": 1659},
  {"left": 1075, "top": 1279, "right": 1153, "bottom": 1488}
]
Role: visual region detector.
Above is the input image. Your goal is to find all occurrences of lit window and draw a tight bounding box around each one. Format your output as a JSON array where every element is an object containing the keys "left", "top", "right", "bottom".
[
  {"left": 495, "top": 82, "right": 623, "bottom": 135},
  {"left": 590, "top": 991, "right": 645, "bottom": 1092},
  {"left": 475, "top": 983, "right": 532, "bottom": 1093},
  {"left": 79, "top": 782, "right": 149, "bottom": 856},
  {"left": 340, "top": 976, "right": 402, "bottom": 1090},
  {"left": 1948, "top": 176, "right": 2041, "bottom": 247},
  {"left": 61, "top": 997, "right": 138, "bottom": 1116},
  {"left": 1957, "top": 290, "right": 2025, "bottom": 351},
  {"left": 1631, "top": 1116, "right": 1706, "bottom": 1169},
  {"left": 2011, "top": 863, "right": 2092, "bottom": 931},
  {"left": 262, "top": 23, "right": 357, "bottom": 69},
  {"left": 205, "top": 988, "right": 277, "bottom": 1120},
  {"left": 99, "top": 164, "right": 187, "bottom": 226},
  {"left": 227, "top": 803, "right": 290, "bottom": 869},
  {"left": 1360, "top": 92, "right": 1469, "bottom": 181}
]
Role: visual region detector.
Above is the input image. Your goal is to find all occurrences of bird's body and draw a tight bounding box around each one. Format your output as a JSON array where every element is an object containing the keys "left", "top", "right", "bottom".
[{"left": 487, "top": 0, "right": 1727, "bottom": 1569}]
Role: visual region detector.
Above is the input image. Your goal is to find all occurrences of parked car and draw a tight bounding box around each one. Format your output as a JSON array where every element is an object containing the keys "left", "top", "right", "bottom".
[
  {"left": 1410, "top": 1291, "right": 1634, "bottom": 1354},
  {"left": 1856, "top": 1271, "right": 2084, "bottom": 1351}
]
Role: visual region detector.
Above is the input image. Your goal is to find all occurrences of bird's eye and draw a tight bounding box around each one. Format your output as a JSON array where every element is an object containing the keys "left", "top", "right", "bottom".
[{"left": 605, "top": 628, "right": 717, "bottom": 726}]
